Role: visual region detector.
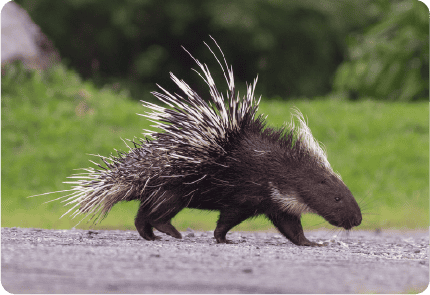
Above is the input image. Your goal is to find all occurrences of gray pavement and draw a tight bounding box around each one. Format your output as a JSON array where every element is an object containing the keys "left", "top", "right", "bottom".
[{"left": 1, "top": 227, "right": 428, "bottom": 293}]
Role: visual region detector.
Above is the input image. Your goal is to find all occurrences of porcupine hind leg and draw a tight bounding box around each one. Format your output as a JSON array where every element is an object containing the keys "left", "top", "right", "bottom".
[
  {"left": 135, "top": 210, "right": 182, "bottom": 240},
  {"left": 135, "top": 217, "right": 161, "bottom": 241},
  {"left": 214, "top": 207, "right": 254, "bottom": 243},
  {"left": 151, "top": 220, "right": 182, "bottom": 239},
  {"left": 134, "top": 191, "right": 183, "bottom": 240},
  {"left": 267, "top": 213, "right": 323, "bottom": 246}
]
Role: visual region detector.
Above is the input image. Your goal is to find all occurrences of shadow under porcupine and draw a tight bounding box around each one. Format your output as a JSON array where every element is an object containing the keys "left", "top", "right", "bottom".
[{"left": 34, "top": 37, "right": 362, "bottom": 246}]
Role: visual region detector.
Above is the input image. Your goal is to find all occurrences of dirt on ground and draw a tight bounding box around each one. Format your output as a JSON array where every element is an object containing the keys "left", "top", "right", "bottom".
[{"left": 1, "top": 227, "right": 428, "bottom": 293}]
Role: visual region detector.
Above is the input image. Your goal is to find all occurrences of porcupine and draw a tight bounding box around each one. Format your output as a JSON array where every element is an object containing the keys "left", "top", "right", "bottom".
[{"left": 38, "top": 37, "right": 362, "bottom": 246}]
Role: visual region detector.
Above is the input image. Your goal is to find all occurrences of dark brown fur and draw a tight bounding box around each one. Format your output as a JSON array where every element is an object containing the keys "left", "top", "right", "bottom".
[{"left": 118, "top": 115, "right": 362, "bottom": 246}]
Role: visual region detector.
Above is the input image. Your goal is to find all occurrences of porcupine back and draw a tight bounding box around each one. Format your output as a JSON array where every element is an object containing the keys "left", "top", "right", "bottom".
[{"left": 36, "top": 37, "right": 361, "bottom": 245}]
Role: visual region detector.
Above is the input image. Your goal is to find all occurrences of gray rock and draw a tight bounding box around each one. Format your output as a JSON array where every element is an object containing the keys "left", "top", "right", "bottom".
[{"left": 1, "top": 2, "right": 59, "bottom": 70}]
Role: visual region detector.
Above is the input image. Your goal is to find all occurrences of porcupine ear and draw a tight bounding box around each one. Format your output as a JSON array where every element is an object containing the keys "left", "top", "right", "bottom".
[{"left": 140, "top": 37, "right": 261, "bottom": 148}]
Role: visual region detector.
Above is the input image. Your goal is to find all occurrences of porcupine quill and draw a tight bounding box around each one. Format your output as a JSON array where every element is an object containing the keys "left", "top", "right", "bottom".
[{"left": 32, "top": 36, "right": 361, "bottom": 246}]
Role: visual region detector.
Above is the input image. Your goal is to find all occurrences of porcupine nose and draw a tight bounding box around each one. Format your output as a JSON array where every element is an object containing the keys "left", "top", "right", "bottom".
[
  {"left": 354, "top": 211, "right": 362, "bottom": 227},
  {"left": 352, "top": 201, "right": 362, "bottom": 227},
  {"left": 347, "top": 194, "right": 362, "bottom": 229},
  {"left": 343, "top": 211, "right": 362, "bottom": 230}
]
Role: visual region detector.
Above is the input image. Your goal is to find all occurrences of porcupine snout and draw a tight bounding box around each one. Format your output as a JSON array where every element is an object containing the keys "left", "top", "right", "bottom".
[{"left": 328, "top": 191, "right": 362, "bottom": 230}]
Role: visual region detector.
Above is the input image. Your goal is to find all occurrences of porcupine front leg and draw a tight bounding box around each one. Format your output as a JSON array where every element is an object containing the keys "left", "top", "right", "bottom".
[
  {"left": 267, "top": 213, "right": 323, "bottom": 246},
  {"left": 214, "top": 207, "right": 254, "bottom": 243}
]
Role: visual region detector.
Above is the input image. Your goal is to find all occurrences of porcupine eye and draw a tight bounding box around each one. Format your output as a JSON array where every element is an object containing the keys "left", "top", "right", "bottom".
[{"left": 334, "top": 197, "right": 341, "bottom": 202}]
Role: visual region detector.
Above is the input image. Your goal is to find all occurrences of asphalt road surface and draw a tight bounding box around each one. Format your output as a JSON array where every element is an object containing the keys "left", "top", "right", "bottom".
[{"left": 1, "top": 227, "right": 428, "bottom": 293}]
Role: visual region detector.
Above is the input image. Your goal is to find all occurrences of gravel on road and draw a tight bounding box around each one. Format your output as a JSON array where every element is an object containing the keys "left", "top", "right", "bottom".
[{"left": 1, "top": 227, "right": 428, "bottom": 293}]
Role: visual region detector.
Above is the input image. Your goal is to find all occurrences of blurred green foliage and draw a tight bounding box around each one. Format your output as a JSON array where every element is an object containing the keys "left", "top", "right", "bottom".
[
  {"left": 15, "top": 0, "right": 388, "bottom": 100},
  {"left": 2, "top": 62, "right": 428, "bottom": 230},
  {"left": 333, "top": 0, "right": 429, "bottom": 101}
]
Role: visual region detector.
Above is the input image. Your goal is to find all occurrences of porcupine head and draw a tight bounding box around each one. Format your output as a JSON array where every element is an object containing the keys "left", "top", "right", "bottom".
[{"left": 36, "top": 37, "right": 362, "bottom": 246}]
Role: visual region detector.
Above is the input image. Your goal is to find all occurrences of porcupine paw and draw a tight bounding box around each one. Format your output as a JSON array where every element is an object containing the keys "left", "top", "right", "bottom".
[
  {"left": 136, "top": 229, "right": 162, "bottom": 241},
  {"left": 152, "top": 222, "right": 182, "bottom": 239},
  {"left": 301, "top": 240, "right": 326, "bottom": 247},
  {"left": 214, "top": 232, "right": 235, "bottom": 244},
  {"left": 138, "top": 229, "right": 162, "bottom": 241},
  {"left": 135, "top": 221, "right": 162, "bottom": 241},
  {"left": 217, "top": 239, "right": 236, "bottom": 244},
  {"left": 143, "top": 233, "right": 162, "bottom": 241}
]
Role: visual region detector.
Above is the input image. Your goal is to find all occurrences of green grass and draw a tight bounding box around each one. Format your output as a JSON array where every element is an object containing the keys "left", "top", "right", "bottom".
[{"left": 2, "top": 63, "right": 429, "bottom": 232}]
